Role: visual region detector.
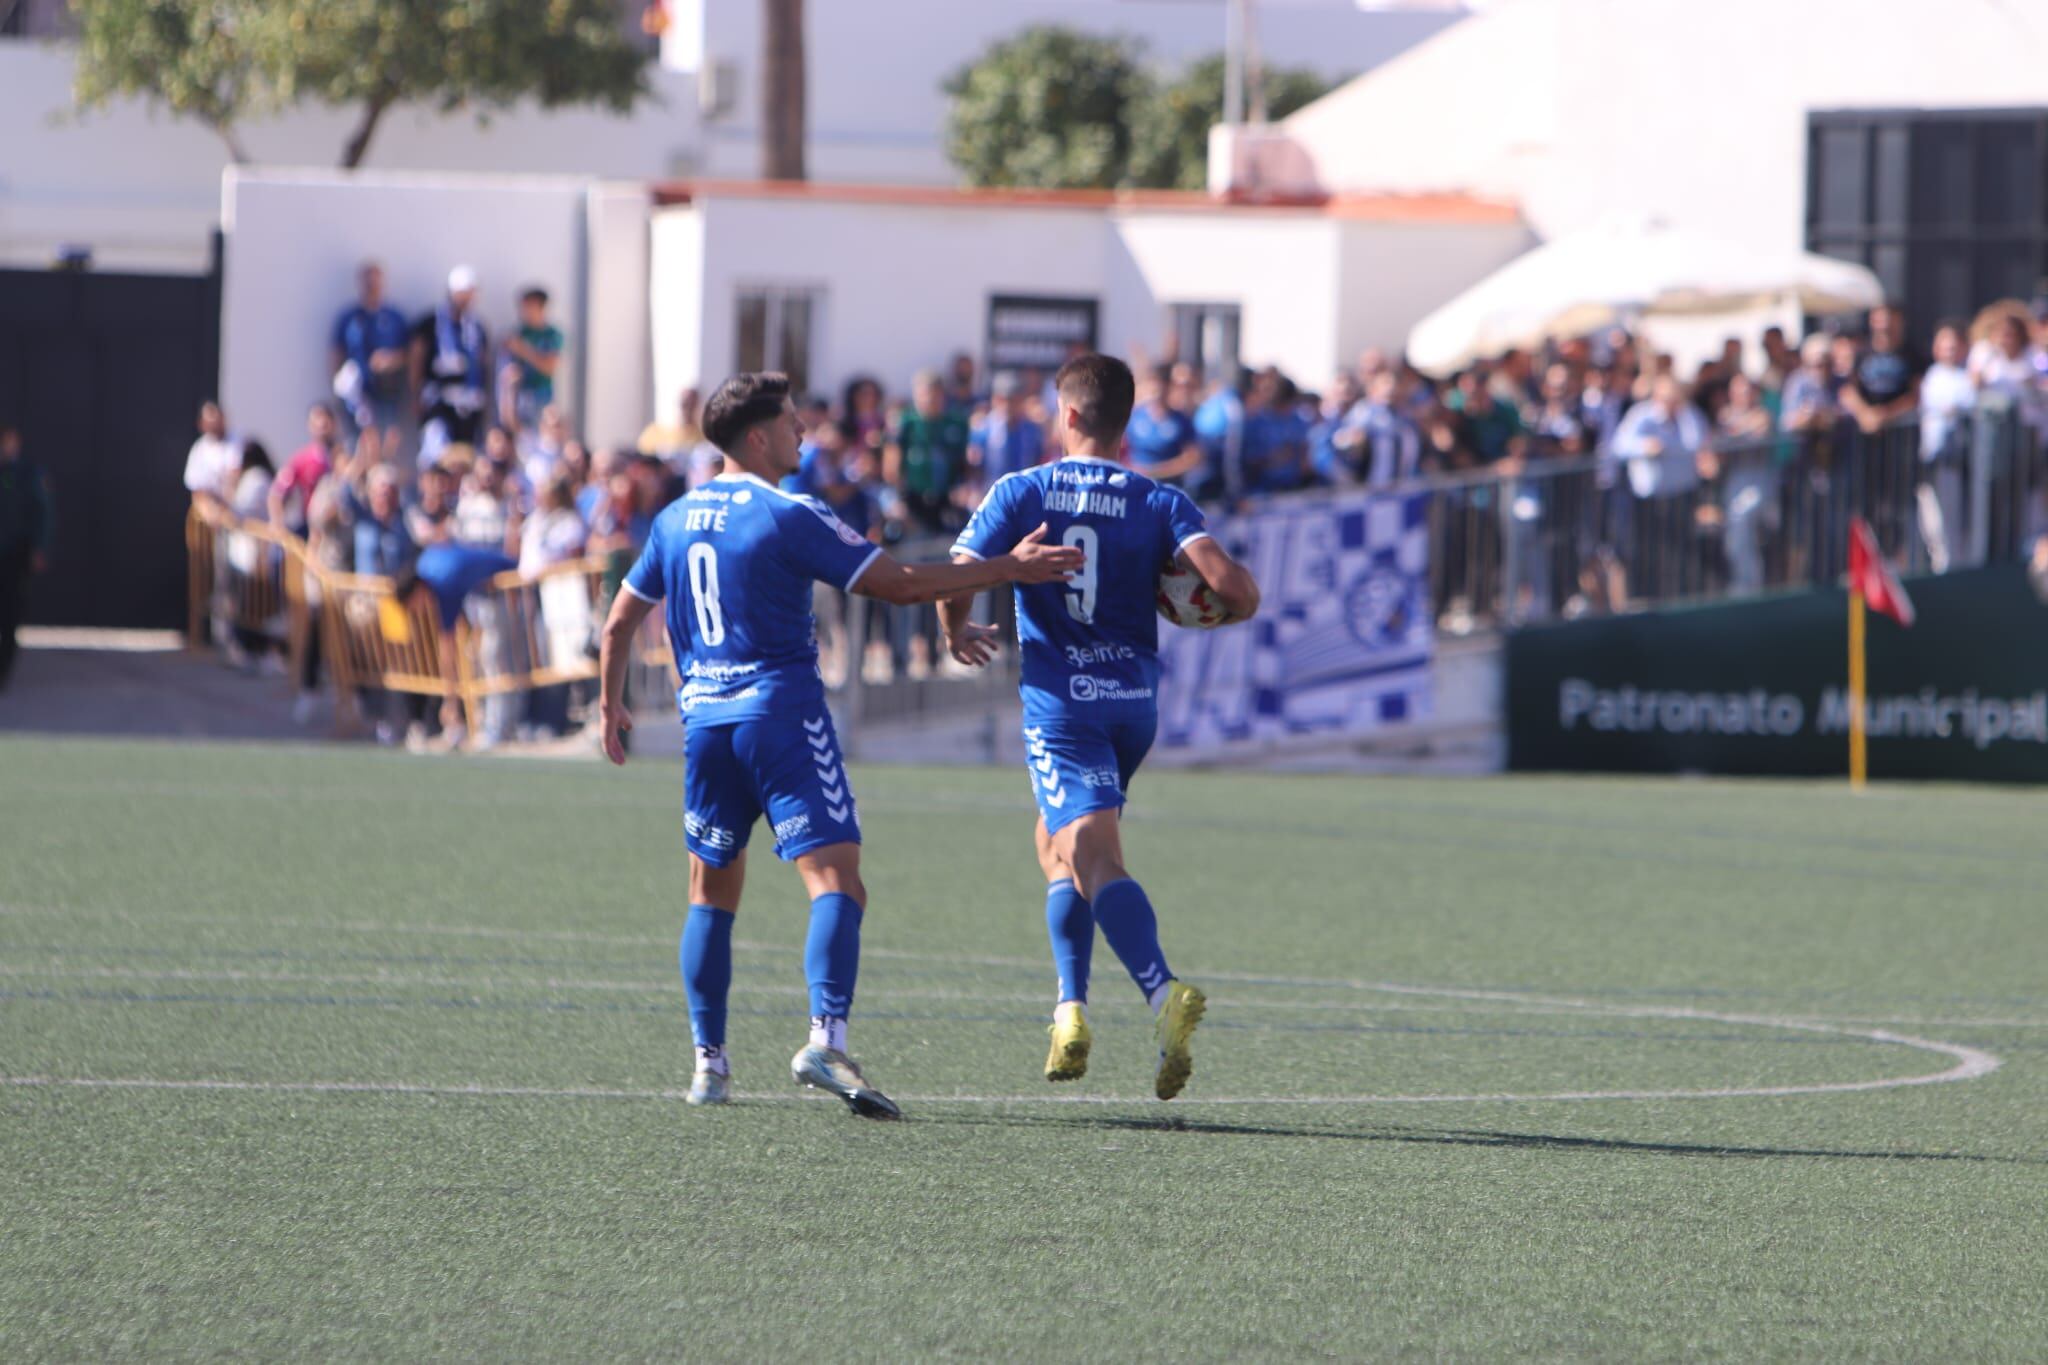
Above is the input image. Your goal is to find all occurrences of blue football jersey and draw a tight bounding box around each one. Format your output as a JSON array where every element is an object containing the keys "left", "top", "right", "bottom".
[
  {"left": 624, "top": 471, "right": 882, "bottom": 726},
  {"left": 953, "top": 455, "right": 1210, "bottom": 721}
]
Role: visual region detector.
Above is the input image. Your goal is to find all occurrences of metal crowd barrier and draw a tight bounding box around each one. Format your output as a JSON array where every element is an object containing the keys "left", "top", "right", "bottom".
[
  {"left": 185, "top": 504, "right": 315, "bottom": 679},
  {"left": 1422, "top": 406, "right": 2048, "bottom": 632},
  {"left": 185, "top": 505, "right": 678, "bottom": 741}
]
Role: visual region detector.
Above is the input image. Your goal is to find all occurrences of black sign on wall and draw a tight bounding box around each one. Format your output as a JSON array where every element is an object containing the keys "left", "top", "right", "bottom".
[
  {"left": 1506, "top": 566, "right": 2048, "bottom": 784},
  {"left": 986, "top": 294, "right": 1098, "bottom": 373}
]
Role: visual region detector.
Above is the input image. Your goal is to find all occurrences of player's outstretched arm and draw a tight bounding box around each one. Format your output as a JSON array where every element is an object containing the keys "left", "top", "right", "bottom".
[
  {"left": 1181, "top": 536, "right": 1261, "bottom": 624},
  {"left": 938, "top": 564, "right": 998, "bottom": 667},
  {"left": 597, "top": 587, "right": 658, "bottom": 765},
  {"left": 852, "top": 523, "right": 1080, "bottom": 608}
]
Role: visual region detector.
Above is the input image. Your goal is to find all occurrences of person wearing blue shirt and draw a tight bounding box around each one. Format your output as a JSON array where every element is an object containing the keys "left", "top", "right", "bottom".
[
  {"left": 1242, "top": 369, "right": 1311, "bottom": 495},
  {"left": 329, "top": 262, "right": 411, "bottom": 447},
  {"left": 966, "top": 373, "right": 1045, "bottom": 489},
  {"left": 941, "top": 354, "right": 1261, "bottom": 1100},
  {"left": 1125, "top": 366, "right": 1203, "bottom": 487},
  {"left": 594, "top": 371, "right": 1082, "bottom": 1116},
  {"left": 1191, "top": 380, "right": 1245, "bottom": 502}
]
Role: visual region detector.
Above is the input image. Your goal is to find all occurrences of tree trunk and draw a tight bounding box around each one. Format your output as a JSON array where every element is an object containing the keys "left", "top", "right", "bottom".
[
  {"left": 761, "top": 0, "right": 806, "bottom": 181},
  {"left": 340, "top": 94, "right": 394, "bottom": 170},
  {"left": 209, "top": 117, "right": 251, "bottom": 165}
]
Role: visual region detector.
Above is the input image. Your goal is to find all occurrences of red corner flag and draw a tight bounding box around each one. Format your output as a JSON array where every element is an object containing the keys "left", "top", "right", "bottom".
[{"left": 1849, "top": 517, "right": 1915, "bottom": 627}]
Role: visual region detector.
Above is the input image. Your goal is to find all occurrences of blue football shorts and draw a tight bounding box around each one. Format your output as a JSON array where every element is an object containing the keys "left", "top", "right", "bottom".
[
  {"left": 1022, "top": 714, "right": 1157, "bottom": 835},
  {"left": 682, "top": 710, "right": 861, "bottom": 866}
]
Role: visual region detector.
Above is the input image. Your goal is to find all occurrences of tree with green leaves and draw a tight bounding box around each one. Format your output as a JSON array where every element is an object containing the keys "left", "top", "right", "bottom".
[
  {"left": 71, "top": 0, "right": 653, "bottom": 169},
  {"left": 1127, "top": 55, "right": 1329, "bottom": 192},
  {"left": 943, "top": 27, "right": 1150, "bottom": 192}
]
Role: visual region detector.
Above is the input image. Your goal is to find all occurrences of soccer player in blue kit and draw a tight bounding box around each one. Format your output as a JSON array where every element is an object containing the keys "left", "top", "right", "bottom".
[
  {"left": 941, "top": 354, "right": 1260, "bottom": 1099},
  {"left": 596, "top": 372, "right": 1083, "bottom": 1118}
]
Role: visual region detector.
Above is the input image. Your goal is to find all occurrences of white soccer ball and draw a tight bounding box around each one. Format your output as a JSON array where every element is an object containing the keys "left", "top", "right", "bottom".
[{"left": 1156, "top": 565, "right": 1232, "bottom": 629}]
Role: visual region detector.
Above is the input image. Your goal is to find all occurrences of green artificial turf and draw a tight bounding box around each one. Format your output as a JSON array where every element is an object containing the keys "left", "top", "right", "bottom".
[{"left": 1, "top": 736, "right": 2044, "bottom": 1360}]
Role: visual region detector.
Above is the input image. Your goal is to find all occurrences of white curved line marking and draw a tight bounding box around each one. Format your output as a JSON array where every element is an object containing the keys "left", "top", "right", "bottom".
[{"left": 0, "top": 993, "right": 2000, "bottom": 1107}]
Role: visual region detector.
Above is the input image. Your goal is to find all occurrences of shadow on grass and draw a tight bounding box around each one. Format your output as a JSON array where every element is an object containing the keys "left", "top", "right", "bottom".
[{"left": 926, "top": 1111, "right": 2035, "bottom": 1164}]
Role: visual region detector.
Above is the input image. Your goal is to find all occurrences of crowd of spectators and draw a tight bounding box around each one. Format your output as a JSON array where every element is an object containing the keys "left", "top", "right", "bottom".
[{"left": 183, "top": 254, "right": 2048, "bottom": 741}]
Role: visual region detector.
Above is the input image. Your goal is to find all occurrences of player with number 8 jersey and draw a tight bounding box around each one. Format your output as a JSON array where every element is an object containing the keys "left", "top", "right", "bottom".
[
  {"left": 596, "top": 371, "right": 1083, "bottom": 1118},
  {"left": 943, "top": 354, "right": 1260, "bottom": 1100}
]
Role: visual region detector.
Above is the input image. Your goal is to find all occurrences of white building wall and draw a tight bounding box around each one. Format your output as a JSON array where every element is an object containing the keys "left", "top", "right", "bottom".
[
  {"left": 672, "top": 0, "right": 1468, "bottom": 184},
  {"left": 219, "top": 170, "right": 598, "bottom": 461},
  {"left": 1289, "top": 0, "right": 2048, "bottom": 257},
  {"left": 650, "top": 189, "right": 1525, "bottom": 410},
  {"left": 1111, "top": 212, "right": 1345, "bottom": 384},
  {"left": 583, "top": 186, "right": 656, "bottom": 451},
  {"left": 1334, "top": 219, "right": 1536, "bottom": 371},
  {"left": 689, "top": 195, "right": 1109, "bottom": 397},
  {"left": 0, "top": 43, "right": 699, "bottom": 273},
  {"left": 648, "top": 208, "right": 706, "bottom": 428}
]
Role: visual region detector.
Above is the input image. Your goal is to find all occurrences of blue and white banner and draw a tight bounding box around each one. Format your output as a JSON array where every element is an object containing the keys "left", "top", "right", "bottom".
[{"left": 1156, "top": 491, "right": 1433, "bottom": 758}]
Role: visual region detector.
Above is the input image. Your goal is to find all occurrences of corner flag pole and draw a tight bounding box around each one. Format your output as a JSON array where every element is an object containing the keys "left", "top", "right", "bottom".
[{"left": 1848, "top": 587, "right": 1867, "bottom": 790}]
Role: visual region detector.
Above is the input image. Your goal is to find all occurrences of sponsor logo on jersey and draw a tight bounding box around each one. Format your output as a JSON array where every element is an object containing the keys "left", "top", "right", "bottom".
[
  {"left": 680, "top": 683, "right": 763, "bottom": 708},
  {"left": 1069, "top": 675, "right": 1155, "bottom": 703},
  {"left": 732, "top": 490, "right": 752, "bottom": 504},
  {"left": 1064, "top": 642, "right": 1137, "bottom": 667},
  {"left": 684, "top": 659, "right": 763, "bottom": 682},
  {"left": 685, "top": 811, "right": 738, "bottom": 850}
]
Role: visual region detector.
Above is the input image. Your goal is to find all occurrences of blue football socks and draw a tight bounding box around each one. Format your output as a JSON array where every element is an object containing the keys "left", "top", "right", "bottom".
[
  {"left": 680, "top": 904, "right": 735, "bottom": 1069},
  {"left": 1045, "top": 877, "right": 1094, "bottom": 1004},
  {"left": 1091, "top": 877, "right": 1172, "bottom": 1009},
  {"left": 804, "top": 892, "right": 864, "bottom": 1044}
]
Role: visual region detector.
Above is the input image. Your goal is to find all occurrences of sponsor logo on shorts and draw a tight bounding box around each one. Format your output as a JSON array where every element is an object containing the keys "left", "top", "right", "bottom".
[
  {"left": 685, "top": 811, "right": 737, "bottom": 850},
  {"left": 1079, "top": 767, "right": 1123, "bottom": 790},
  {"left": 1068, "top": 675, "right": 1155, "bottom": 703},
  {"left": 773, "top": 812, "right": 812, "bottom": 844}
]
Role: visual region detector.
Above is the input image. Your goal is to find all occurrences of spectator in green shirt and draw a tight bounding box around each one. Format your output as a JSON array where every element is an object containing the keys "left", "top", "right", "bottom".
[
  {"left": 886, "top": 369, "right": 970, "bottom": 534},
  {"left": 500, "top": 286, "right": 565, "bottom": 437}
]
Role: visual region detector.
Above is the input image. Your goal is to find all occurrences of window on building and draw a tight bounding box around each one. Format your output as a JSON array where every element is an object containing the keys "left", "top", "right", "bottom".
[
  {"left": 1170, "top": 303, "right": 1242, "bottom": 386},
  {"left": 733, "top": 286, "right": 819, "bottom": 398},
  {"left": 1808, "top": 109, "right": 2048, "bottom": 341}
]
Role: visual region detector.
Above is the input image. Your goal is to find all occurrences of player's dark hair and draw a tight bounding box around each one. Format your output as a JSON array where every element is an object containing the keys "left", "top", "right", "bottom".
[
  {"left": 1054, "top": 353, "right": 1137, "bottom": 443},
  {"left": 703, "top": 372, "right": 792, "bottom": 454},
  {"left": 520, "top": 287, "right": 549, "bottom": 306}
]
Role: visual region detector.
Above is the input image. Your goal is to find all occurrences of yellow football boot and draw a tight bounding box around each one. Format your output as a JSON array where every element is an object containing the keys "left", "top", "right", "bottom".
[
  {"left": 1044, "top": 1001, "right": 1092, "bottom": 1082},
  {"left": 1152, "top": 980, "right": 1207, "bottom": 1100}
]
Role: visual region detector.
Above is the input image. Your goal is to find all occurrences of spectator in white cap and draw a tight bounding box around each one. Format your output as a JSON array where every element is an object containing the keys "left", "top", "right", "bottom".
[{"left": 410, "top": 265, "right": 490, "bottom": 461}]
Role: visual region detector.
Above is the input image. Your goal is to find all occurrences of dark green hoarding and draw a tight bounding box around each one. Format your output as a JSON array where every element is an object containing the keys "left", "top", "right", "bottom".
[{"left": 1506, "top": 566, "right": 2048, "bottom": 783}]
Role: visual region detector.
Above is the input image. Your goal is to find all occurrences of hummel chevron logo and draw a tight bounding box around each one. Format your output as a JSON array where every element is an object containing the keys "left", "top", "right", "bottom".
[
  {"left": 1034, "top": 754, "right": 1056, "bottom": 774},
  {"left": 821, "top": 784, "right": 845, "bottom": 804},
  {"left": 1043, "top": 788, "right": 1068, "bottom": 809},
  {"left": 1024, "top": 726, "right": 1043, "bottom": 740},
  {"left": 1038, "top": 770, "right": 1062, "bottom": 791},
  {"left": 826, "top": 803, "right": 850, "bottom": 823},
  {"left": 804, "top": 718, "right": 827, "bottom": 735},
  {"left": 814, "top": 765, "right": 842, "bottom": 787}
]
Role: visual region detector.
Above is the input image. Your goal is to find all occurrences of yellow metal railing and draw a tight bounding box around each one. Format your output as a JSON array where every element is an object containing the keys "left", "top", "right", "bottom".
[{"left": 185, "top": 504, "right": 676, "bottom": 741}]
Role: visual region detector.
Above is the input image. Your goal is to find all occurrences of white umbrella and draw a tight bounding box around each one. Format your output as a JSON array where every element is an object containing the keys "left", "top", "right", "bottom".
[{"left": 1406, "top": 219, "right": 1885, "bottom": 376}]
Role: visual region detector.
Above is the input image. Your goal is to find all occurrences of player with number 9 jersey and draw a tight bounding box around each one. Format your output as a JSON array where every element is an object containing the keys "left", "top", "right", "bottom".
[{"left": 942, "top": 354, "right": 1260, "bottom": 1101}]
